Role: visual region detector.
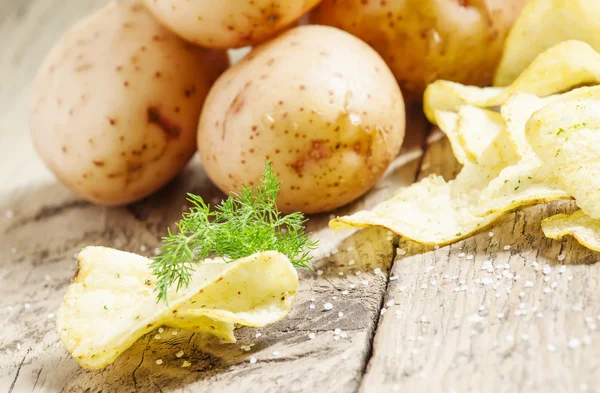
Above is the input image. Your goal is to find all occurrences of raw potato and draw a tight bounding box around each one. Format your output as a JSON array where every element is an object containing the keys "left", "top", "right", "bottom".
[
  {"left": 144, "top": 0, "right": 322, "bottom": 49},
  {"left": 309, "top": 0, "right": 526, "bottom": 99},
  {"left": 30, "top": 1, "right": 228, "bottom": 205},
  {"left": 198, "top": 25, "right": 405, "bottom": 214}
]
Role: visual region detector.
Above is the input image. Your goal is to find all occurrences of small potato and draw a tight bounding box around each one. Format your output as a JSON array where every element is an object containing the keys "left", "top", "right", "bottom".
[
  {"left": 30, "top": 1, "right": 228, "bottom": 205},
  {"left": 198, "top": 25, "right": 405, "bottom": 214},
  {"left": 144, "top": 0, "right": 321, "bottom": 49},
  {"left": 309, "top": 0, "right": 527, "bottom": 99}
]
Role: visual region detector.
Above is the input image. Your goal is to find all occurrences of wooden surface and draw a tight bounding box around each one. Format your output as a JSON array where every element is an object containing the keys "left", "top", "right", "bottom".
[{"left": 0, "top": 1, "right": 599, "bottom": 393}]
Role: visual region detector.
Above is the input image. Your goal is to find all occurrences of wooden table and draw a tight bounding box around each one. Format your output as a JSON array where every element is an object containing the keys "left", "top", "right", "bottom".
[{"left": 1, "top": 1, "right": 599, "bottom": 392}]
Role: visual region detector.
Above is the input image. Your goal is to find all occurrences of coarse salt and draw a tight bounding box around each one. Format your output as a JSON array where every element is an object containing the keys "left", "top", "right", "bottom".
[
  {"left": 308, "top": 333, "right": 316, "bottom": 340},
  {"left": 176, "top": 350, "right": 184, "bottom": 358},
  {"left": 543, "top": 264, "right": 552, "bottom": 275},
  {"left": 503, "top": 245, "right": 511, "bottom": 251},
  {"left": 250, "top": 357, "right": 257, "bottom": 364},
  {"left": 155, "top": 359, "right": 163, "bottom": 365},
  {"left": 323, "top": 302, "right": 333, "bottom": 311},
  {"left": 488, "top": 231, "right": 494, "bottom": 237},
  {"left": 568, "top": 338, "right": 581, "bottom": 349},
  {"left": 182, "top": 360, "right": 191, "bottom": 368},
  {"left": 272, "top": 351, "right": 280, "bottom": 356},
  {"left": 397, "top": 248, "right": 407, "bottom": 256}
]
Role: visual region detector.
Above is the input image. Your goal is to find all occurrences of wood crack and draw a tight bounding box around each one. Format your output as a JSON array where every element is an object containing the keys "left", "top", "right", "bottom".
[{"left": 8, "top": 356, "right": 26, "bottom": 393}]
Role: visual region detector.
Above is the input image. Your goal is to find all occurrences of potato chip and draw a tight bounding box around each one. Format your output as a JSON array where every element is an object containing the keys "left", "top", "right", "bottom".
[
  {"left": 434, "top": 110, "right": 468, "bottom": 165},
  {"left": 494, "top": 0, "right": 600, "bottom": 86},
  {"left": 542, "top": 209, "right": 600, "bottom": 252},
  {"left": 329, "top": 121, "right": 553, "bottom": 245},
  {"left": 456, "top": 106, "right": 504, "bottom": 162},
  {"left": 57, "top": 247, "right": 297, "bottom": 369},
  {"left": 424, "top": 41, "right": 600, "bottom": 123},
  {"left": 526, "top": 93, "right": 600, "bottom": 219}
]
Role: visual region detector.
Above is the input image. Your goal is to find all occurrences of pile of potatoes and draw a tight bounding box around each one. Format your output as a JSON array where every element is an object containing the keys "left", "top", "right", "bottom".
[{"left": 30, "top": 0, "right": 525, "bottom": 214}]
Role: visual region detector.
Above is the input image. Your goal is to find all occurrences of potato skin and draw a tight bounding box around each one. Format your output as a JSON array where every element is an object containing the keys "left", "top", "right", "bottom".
[
  {"left": 309, "top": 0, "right": 527, "bottom": 99},
  {"left": 144, "top": 0, "right": 321, "bottom": 49},
  {"left": 198, "top": 25, "right": 405, "bottom": 214},
  {"left": 30, "top": 1, "right": 228, "bottom": 205}
]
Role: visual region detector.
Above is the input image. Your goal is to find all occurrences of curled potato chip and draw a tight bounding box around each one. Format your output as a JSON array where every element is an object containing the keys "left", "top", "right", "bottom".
[
  {"left": 495, "top": 0, "right": 600, "bottom": 86},
  {"left": 542, "top": 209, "right": 600, "bottom": 252},
  {"left": 456, "top": 106, "right": 504, "bottom": 162},
  {"left": 330, "top": 122, "right": 553, "bottom": 245},
  {"left": 526, "top": 92, "right": 600, "bottom": 219},
  {"left": 424, "top": 41, "right": 600, "bottom": 123},
  {"left": 57, "top": 247, "right": 297, "bottom": 369},
  {"left": 434, "top": 110, "right": 468, "bottom": 165}
]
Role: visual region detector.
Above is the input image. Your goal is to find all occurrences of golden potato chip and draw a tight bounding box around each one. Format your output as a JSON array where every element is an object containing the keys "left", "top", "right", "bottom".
[
  {"left": 526, "top": 93, "right": 600, "bottom": 219},
  {"left": 57, "top": 247, "right": 297, "bottom": 369},
  {"left": 542, "top": 209, "right": 600, "bottom": 252},
  {"left": 495, "top": 0, "right": 600, "bottom": 86},
  {"left": 456, "top": 106, "right": 504, "bottom": 162},
  {"left": 330, "top": 122, "right": 555, "bottom": 245},
  {"left": 434, "top": 110, "right": 468, "bottom": 165},
  {"left": 424, "top": 41, "right": 600, "bottom": 123}
]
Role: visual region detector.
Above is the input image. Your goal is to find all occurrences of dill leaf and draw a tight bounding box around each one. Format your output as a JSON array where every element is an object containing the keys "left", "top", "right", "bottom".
[{"left": 150, "top": 161, "right": 318, "bottom": 303}]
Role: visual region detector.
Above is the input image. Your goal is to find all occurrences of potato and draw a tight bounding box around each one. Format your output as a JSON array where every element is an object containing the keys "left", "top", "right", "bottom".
[
  {"left": 198, "top": 25, "right": 405, "bottom": 214},
  {"left": 309, "top": 0, "right": 527, "bottom": 99},
  {"left": 30, "top": 1, "right": 228, "bottom": 205},
  {"left": 144, "top": 0, "right": 322, "bottom": 49}
]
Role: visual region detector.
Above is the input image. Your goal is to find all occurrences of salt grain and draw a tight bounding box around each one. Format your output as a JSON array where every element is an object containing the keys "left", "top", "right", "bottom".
[
  {"left": 172, "top": 331, "right": 178, "bottom": 336},
  {"left": 342, "top": 290, "right": 349, "bottom": 295},
  {"left": 503, "top": 245, "right": 511, "bottom": 251},
  {"left": 420, "top": 283, "right": 428, "bottom": 289},
  {"left": 155, "top": 359, "right": 163, "bottom": 365},
  {"left": 309, "top": 304, "right": 315, "bottom": 309},
  {"left": 374, "top": 268, "right": 382, "bottom": 274},
  {"left": 551, "top": 281, "right": 558, "bottom": 289},
  {"left": 17, "top": 343, "right": 21, "bottom": 350},
  {"left": 543, "top": 264, "right": 552, "bottom": 275},
  {"left": 558, "top": 254, "right": 566, "bottom": 262},
  {"left": 544, "top": 276, "right": 551, "bottom": 282},
  {"left": 524, "top": 281, "right": 533, "bottom": 288},
  {"left": 496, "top": 313, "right": 505, "bottom": 319},
  {"left": 380, "top": 308, "right": 387, "bottom": 315},
  {"left": 420, "top": 316, "right": 428, "bottom": 322},
  {"left": 338, "top": 312, "right": 344, "bottom": 317},
  {"left": 272, "top": 351, "right": 280, "bottom": 356},
  {"left": 158, "top": 327, "right": 164, "bottom": 333},
  {"left": 308, "top": 333, "right": 316, "bottom": 340},
  {"left": 397, "top": 248, "right": 407, "bottom": 256},
  {"left": 544, "top": 287, "right": 552, "bottom": 294},
  {"left": 348, "top": 259, "right": 356, "bottom": 266},
  {"left": 506, "top": 335, "right": 514, "bottom": 342},
  {"left": 338, "top": 272, "right": 344, "bottom": 276},
  {"left": 47, "top": 313, "right": 55, "bottom": 319},
  {"left": 176, "top": 350, "right": 184, "bottom": 358},
  {"left": 431, "top": 279, "right": 438, "bottom": 286},
  {"left": 399, "top": 286, "right": 407, "bottom": 292},
  {"left": 250, "top": 357, "right": 257, "bottom": 364},
  {"left": 386, "top": 299, "right": 395, "bottom": 307},
  {"left": 139, "top": 244, "right": 147, "bottom": 252},
  {"left": 466, "top": 255, "right": 474, "bottom": 260},
  {"left": 256, "top": 333, "right": 262, "bottom": 338},
  {"left": 154, "top": 335, "right": 161, "bottom": 340},
  {"left": 362, "top": 280, "right": 369, "bottom": 286},
  {"left": 334, "top": 328, "right": 342, "bottom": 335},
  {"left": 182, "top": 360, "right": 191, "bottom": 368},
  {"left": 568, "top": 338, "right": 581, "bottom": 348},
  {"left": 547, "top": 343, "right": 556, "bottom": 352},
  {"left": 559, "top": 265, "right": 567, "bottom": 273},
  {"left": 488, "top": 231, "right": 494, "bottom": 237},
  {"left": 389, "top": 276, "right": 398, "bottom": 281},
  {"left": 458, "top": 252, "right": 466, "bottom": 258},
  {"left": 323, "top": 303, "right": 333, "bottom": 311},
  {"left": 568, "top": 276, "right": 574, "bottom": 281}
]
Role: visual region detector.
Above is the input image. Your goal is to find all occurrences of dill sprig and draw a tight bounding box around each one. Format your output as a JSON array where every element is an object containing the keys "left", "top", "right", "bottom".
[{"left": 150, "top": 161, "right": 318, "bottom": 303}]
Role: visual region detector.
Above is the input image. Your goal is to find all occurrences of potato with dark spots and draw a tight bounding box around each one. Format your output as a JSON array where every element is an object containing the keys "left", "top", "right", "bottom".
[
  {"left": 309, "top": 0, "right": 527, "bottom": 99},
  {"left": 30, "top": 1, "right": 228, "bottom": 206},
  {"left": 198, "top": 25, "right": 405, "bottom": 214},
  {"left": 144, "top": 0, "right": 321, "bottom": 49}
]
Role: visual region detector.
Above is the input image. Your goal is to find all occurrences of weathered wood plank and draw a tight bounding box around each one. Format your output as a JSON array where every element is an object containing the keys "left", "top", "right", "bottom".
[
  {"left": 359, "top": 131, "right": 600, "bottom": 393},
  {"left": 0, "top": 1, "right": 429, "bottom": 392}
]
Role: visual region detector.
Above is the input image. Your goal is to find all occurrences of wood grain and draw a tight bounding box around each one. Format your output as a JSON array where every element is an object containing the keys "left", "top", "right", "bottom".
[{"left": 359, "top": 132, "right": 600, "bottom": 393}]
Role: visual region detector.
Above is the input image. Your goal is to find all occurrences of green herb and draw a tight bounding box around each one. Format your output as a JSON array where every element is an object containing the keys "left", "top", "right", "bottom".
[
  {"left": 150, "top": 161, "right": 318, "bottom": 303},
  {"left": 556, "top": 128, "right": 565, "bottom": 136},
  {"left": 514, "top": 186, "right": 520, "bottom": 191},
  {"left": 104, "top": 305, "right": 108, "bottom": 311},
  {"left": 555, "top": 149, "right": 561, "bottom": 157}
]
